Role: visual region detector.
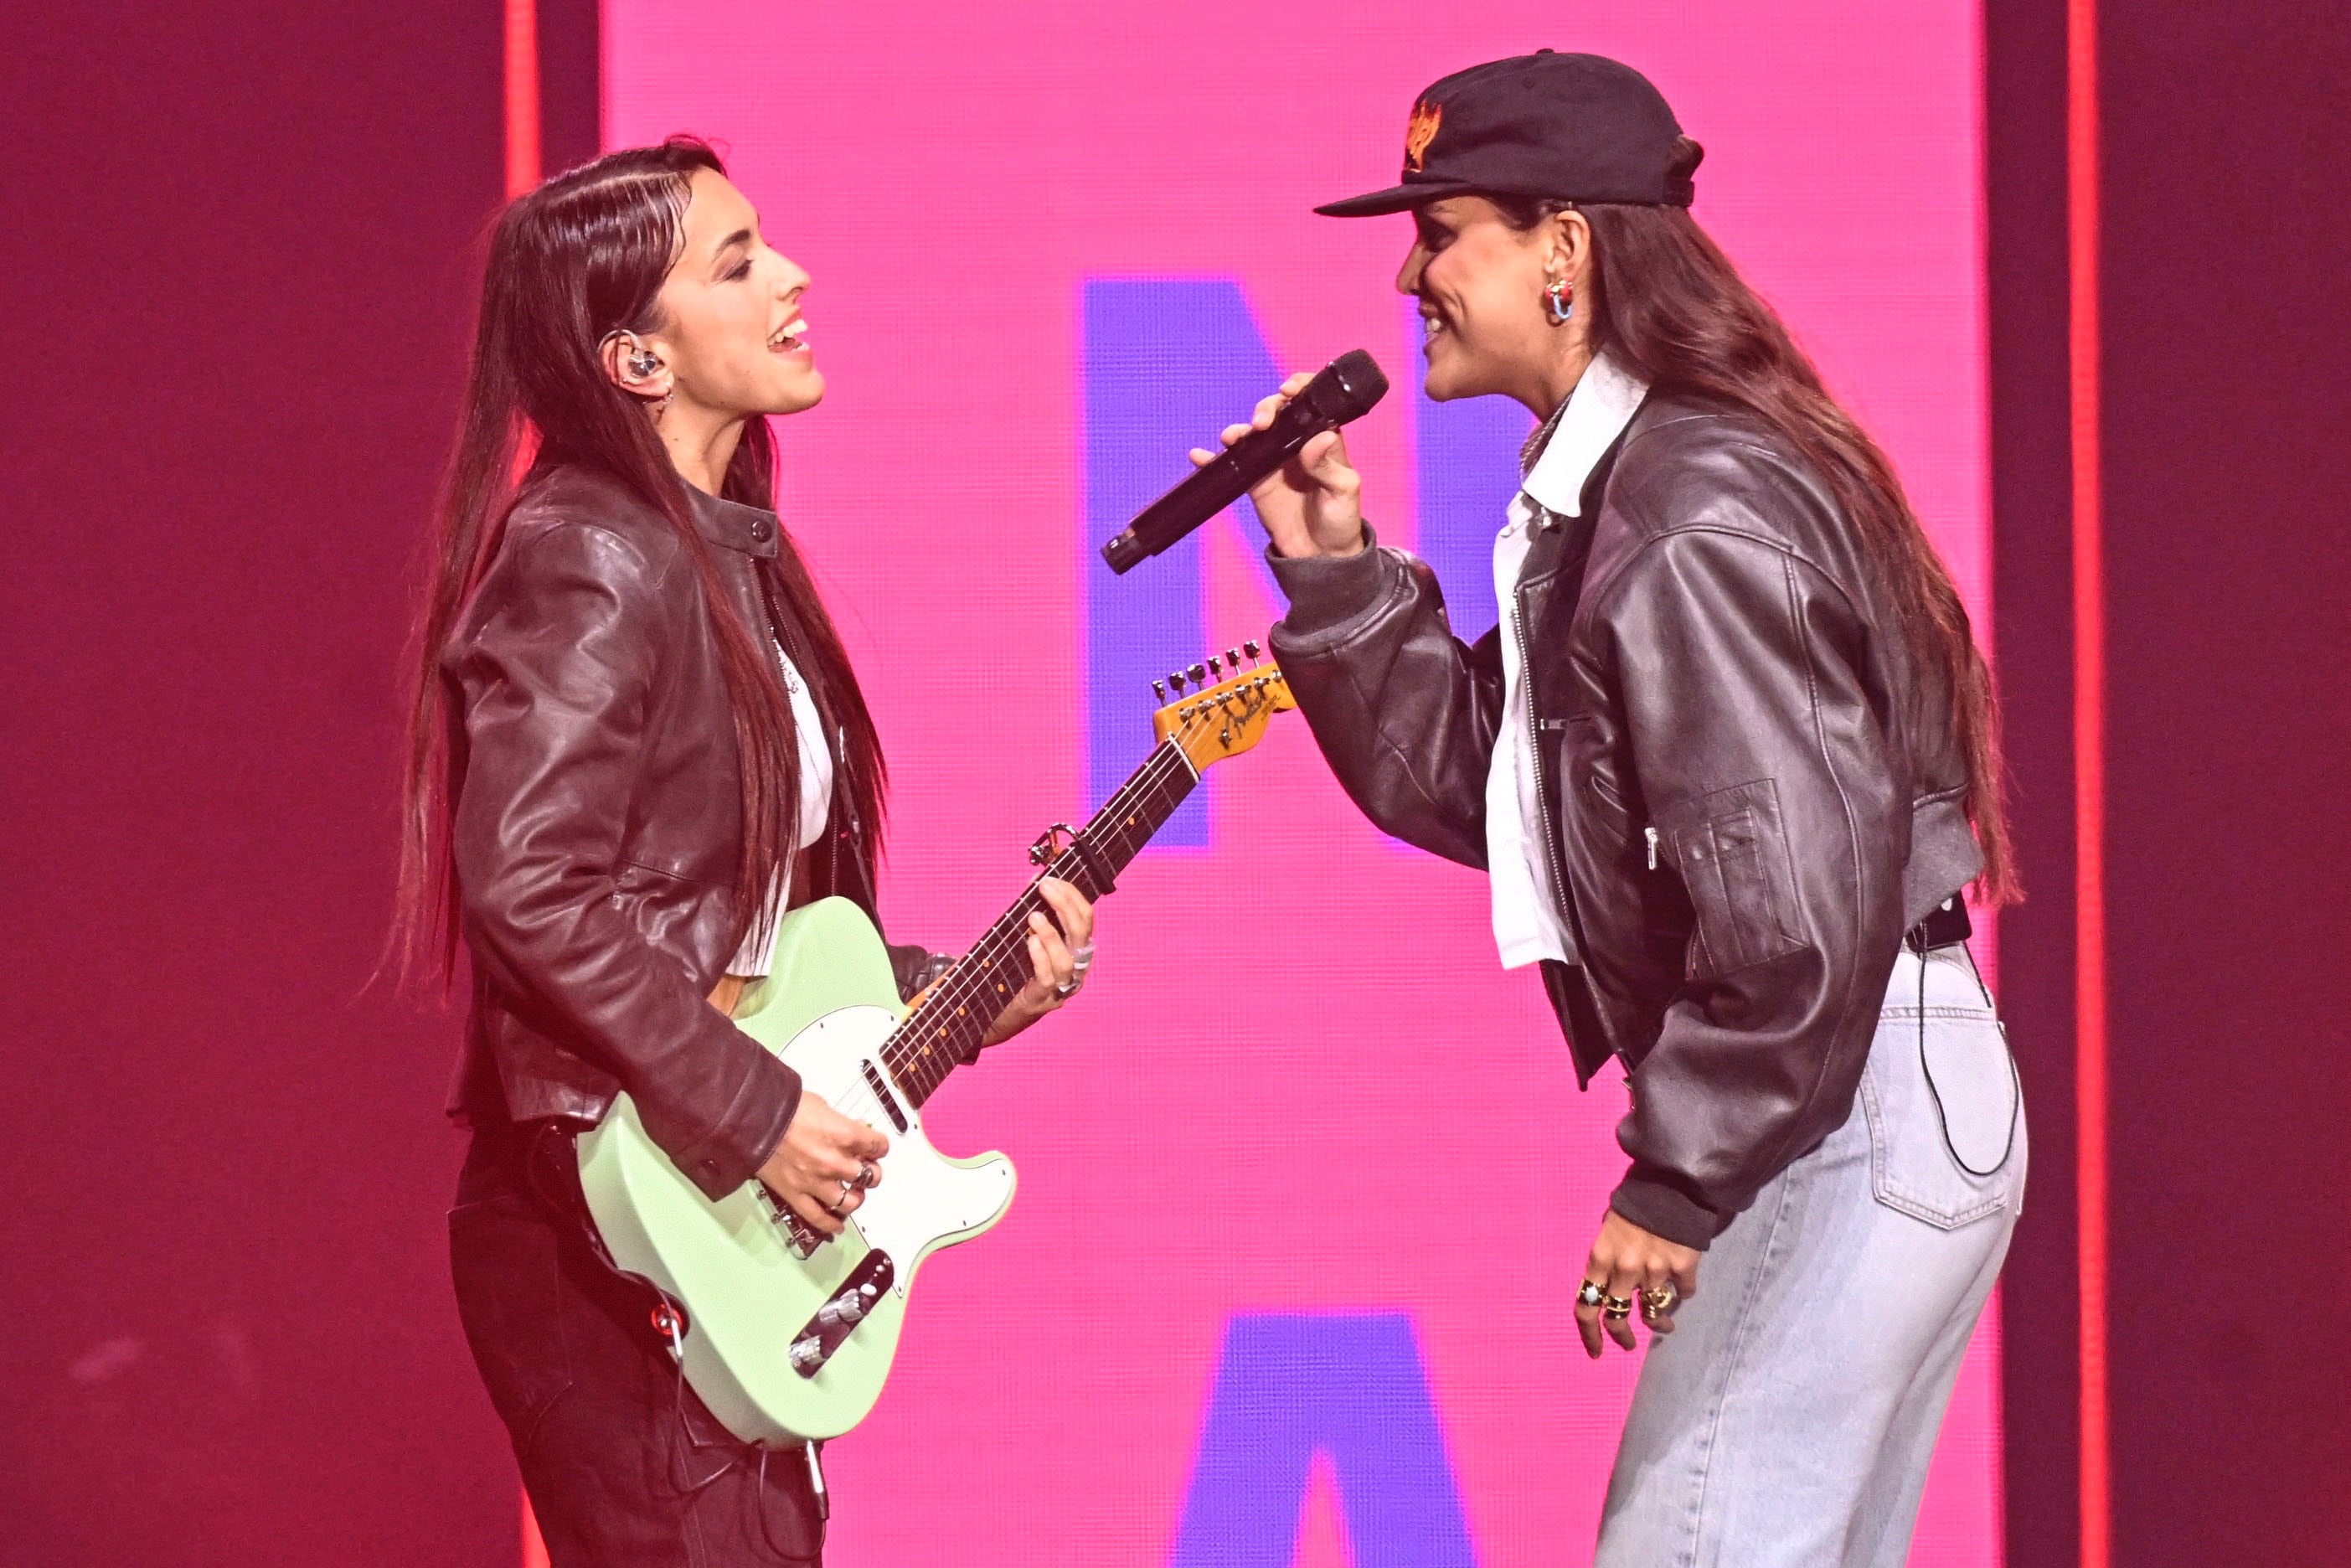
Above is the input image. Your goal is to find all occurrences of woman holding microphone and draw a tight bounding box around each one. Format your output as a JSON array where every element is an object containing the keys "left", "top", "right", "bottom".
[{"left": 1208, "top": 52, "right": 2024, "bottom": 1567}]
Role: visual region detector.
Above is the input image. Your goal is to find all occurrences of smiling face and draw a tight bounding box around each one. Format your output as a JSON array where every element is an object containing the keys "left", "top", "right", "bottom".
[
  {"left": 646, "top": 168, "right": 822, "bottom": 420},
  {"left": 1397, "top": 195, "right": 1587, "bottom": 408}
]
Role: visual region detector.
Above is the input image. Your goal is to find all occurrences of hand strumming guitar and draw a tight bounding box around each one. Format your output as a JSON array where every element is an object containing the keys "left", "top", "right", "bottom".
[{"left": 757, "top": 1092, "right": 889, "bottom": 1237}]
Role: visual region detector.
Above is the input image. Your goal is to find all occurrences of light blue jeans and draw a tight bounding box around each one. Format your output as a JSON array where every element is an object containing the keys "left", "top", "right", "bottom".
[{"left": 1594, "top": 943, "right": 2025, "bottom": 1568}]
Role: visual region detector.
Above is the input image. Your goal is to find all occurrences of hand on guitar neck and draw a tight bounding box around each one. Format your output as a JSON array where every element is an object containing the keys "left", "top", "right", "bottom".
[{"left": 975, "top": 874, "right": 1095, "bottom": 1048}]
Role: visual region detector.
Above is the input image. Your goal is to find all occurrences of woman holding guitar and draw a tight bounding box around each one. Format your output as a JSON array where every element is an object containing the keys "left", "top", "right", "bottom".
[
  {"left": 394, "top": 139, "right": 1095, "bottom": 1565},
  {"left": 1214, "top": 54, "right": 2024, "bottom": 1566}
]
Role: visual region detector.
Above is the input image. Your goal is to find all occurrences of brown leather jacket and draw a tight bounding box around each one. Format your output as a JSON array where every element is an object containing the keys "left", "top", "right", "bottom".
[
  {"left": 1266, "top": 392, "right": 1983, "bottom": 1250},
  {"left": 441, "top": 464, "right": 943, "bottom": 1200}
]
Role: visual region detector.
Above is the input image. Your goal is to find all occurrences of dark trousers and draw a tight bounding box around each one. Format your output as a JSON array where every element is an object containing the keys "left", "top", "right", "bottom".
[{"left": 450, "top": 1122, "right": 827, "bottom": 1567}]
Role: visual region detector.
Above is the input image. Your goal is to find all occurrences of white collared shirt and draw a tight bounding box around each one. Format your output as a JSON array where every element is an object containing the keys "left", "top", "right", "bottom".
[{"left": 1486, "top": 353, "right": 1650, "bottom": 969}]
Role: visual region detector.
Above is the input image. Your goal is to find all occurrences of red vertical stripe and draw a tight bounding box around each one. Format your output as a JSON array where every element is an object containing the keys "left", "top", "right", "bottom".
[
  {"left": 503, "top": 0, "right": 540, "bottom": 199},
  {"left": 521, "top": 1491, "right": 550, "bottom": 1568},
  {"left": 506, "top": 4, "right": 544, "bottom": 1565},
  {"left": 2066, "top": 0, "right": 2110, "bottom": 1564}
]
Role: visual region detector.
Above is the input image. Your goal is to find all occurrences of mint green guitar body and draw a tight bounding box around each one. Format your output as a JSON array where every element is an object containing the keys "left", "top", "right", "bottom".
[{"left": 575, "top": 897, "right": 1017, "bottom": 1445}]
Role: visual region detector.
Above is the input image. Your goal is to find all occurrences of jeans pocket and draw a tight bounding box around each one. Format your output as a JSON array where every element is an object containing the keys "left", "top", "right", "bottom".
[
  {"left": 1860, "top": 1007, "right": 2023, "bottom": 1230},
  {"left": 449, "top": 1195, "right": 576, "bottom": 1456}
]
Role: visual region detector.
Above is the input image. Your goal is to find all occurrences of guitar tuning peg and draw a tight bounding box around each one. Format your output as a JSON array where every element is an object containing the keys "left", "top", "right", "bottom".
[
  {"left": 1168, "top": 670, "right": 1187, "bottom": 694},
  {"left": 1243, "top": 639, "right": 1261, "bottom": 663},
  {"left": 1226, "top": 647, "right": 1243, "bottom": 669},
  {"left": 1188, "top": 663, "right": 1207, "bottom": 685},
  {"left": 1152, "top": 679, "right": 1167, "bottom": 702},
  {"left": 1206, "top": 654, "right": 1223, "bottom": 679}
]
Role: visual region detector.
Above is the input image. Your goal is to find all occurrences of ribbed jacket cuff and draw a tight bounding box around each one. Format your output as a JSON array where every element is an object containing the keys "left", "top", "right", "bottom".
[
  {"left": 1609, "top": 1171, "right": 1725, "bottom": 1252},
  {"left": 1264, "top": 528, "right": 1388, "bottom": 641}
]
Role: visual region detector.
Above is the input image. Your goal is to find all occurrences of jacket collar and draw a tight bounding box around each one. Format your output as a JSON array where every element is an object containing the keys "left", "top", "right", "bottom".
[
  {"left": 1521, "top": 352, "right": 1649, "bottom": 520},
  {"left": 683, "top": 481, "right": 782, "bottom": 560}
]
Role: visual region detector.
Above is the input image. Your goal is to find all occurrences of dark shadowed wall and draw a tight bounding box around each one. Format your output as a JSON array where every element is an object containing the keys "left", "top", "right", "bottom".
[
  {"left": 2096, "top": 0, "right": 2351, "bottom": 1561},
  {"left": 1993, "top": 0, "right": 2351, "bottom": 1564},
  {"left": 0, "top": 3, "right": 512, "bottom": 1563}
]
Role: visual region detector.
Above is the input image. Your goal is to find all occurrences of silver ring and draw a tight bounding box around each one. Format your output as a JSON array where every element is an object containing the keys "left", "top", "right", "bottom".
[
  {"left": 855, "top": 1159, "right": 879, "bottom": 1190},
  {"left": 1054, "top": 977, "right": 1080, "bottom": 998},
  {"left": 1071, "top": 944, "right": 1096, "bottom": 973}
]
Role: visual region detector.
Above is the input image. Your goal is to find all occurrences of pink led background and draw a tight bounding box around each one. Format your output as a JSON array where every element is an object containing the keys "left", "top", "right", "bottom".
[{"left": 601, "top": 4, "right": 2000, "bottom": 1562}]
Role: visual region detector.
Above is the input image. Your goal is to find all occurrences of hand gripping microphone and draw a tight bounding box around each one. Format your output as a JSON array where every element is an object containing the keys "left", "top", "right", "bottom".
[{"left": 1099, "top": 349, "right": 1389, "bottom": 575}]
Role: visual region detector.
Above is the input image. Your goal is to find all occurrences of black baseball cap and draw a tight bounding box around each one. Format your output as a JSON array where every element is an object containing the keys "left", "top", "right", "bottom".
[{"left": 1316, "top": 51, "right": 1695, "bottom": 217}]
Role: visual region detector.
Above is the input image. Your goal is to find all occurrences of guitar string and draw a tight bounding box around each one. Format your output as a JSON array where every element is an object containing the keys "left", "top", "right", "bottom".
[
  {"left": 882, "top": 679, "right": 1271, "bottom": 1100},
  {"left": 882, "top": 709, "right": 1207, "bottom": 1085},
  {"left": 883, "top": 691, "right": 1243, "bottom": 1095},
  {"left": 884, "top": 745, "right": 1191, "bottom": 1099},
  {"left": 752, "top": 688, "right": 1268, "bottom": 1242},
  {"left": 880, "top": 685, "right": 1273, "bottom": 1100}
]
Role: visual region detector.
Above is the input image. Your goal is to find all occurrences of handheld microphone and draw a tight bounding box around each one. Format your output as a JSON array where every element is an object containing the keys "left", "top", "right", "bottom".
[{"left": 1099, "top": 349, "right": 1389, "bottom": 575}]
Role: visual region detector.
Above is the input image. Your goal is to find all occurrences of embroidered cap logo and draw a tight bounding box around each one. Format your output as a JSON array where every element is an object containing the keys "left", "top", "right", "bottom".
[{"left": 1403, "top": 99, "right": 1443, "bottom": 173}]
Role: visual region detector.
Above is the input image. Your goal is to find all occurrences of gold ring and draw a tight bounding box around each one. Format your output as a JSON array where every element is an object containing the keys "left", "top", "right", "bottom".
[
  {"left": 1576, "top": 1281, "right": 1607, "bottom": 1309},
  {"left": 1641, "top": 1283, "right": 1678, "bottom": 1320},
  {"left": 1601, "top": 1294, "right": 1634, "bottom": 1319}
]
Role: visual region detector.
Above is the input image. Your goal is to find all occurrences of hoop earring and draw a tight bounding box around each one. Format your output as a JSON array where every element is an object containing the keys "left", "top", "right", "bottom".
[{"left": 1544, "top": 277, "right": 1575, "bottom": 325}]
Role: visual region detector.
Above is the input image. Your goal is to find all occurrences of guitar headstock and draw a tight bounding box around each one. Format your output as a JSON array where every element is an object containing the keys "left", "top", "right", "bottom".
[{"left": 1149, "top": 639, "right": 1297, "bottom": 772}]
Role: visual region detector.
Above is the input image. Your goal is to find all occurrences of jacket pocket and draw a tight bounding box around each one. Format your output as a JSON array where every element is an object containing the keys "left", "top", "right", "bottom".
[
  {"left": 1661, "top": 778, "right": 1805, "bottom": 977},
  {"left": 1859, "top": 1003, "right": 2024, "bottom": 1229}
]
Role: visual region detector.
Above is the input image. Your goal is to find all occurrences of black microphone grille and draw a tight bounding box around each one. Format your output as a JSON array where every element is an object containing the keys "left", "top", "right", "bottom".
[{"left": 1319, "top": 349, "right": 1389, "bottom": 421}]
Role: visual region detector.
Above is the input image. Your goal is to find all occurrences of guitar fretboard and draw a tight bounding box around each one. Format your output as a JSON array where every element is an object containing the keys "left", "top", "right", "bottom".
[{"left": 879, "top": 737, "right": 1200, "bottom": 1107}]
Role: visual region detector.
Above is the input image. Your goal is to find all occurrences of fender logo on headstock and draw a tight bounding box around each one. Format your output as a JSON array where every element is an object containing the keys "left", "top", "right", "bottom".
[{"left": 1149, "top": 638, "right": 1297, "bottom": 774}]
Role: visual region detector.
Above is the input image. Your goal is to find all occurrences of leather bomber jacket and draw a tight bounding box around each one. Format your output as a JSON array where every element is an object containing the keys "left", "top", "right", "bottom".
[
  {"left": 1266, "top": 392, "right": 1983, "bottom": 1251},
  {"left": 442, "top": 464, "right": 946, "bottom": 1201}
]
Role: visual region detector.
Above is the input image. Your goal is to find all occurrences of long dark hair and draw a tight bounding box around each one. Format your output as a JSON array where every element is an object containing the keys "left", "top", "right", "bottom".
[
  {"left": 393, "top": 137, "right": 887, "bottom": 981},
  {"left": 1499, "top": 145, "right": 2014, "bottom": 902}
]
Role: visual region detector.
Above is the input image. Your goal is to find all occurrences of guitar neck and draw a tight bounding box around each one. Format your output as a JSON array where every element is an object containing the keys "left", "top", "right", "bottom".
[{"left": 879, "top": 738, "right": 1200, "bottom": 1108}]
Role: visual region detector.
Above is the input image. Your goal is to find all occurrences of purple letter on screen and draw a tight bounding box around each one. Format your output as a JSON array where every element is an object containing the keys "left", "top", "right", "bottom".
[
  {"left": 1082, "top": 278, "right": 1280, "bottom": 846},
  {"left": 1170, "top": 1312, "right": 1479, "bottom": 1568}
]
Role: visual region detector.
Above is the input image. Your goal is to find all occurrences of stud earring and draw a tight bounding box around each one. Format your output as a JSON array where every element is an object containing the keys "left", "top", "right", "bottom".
[{"left": 1544, "top": 276, "right": 1575, "bottom": 325}]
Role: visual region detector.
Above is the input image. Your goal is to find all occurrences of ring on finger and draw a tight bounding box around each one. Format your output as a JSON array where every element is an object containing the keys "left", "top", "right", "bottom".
[
  {"left": 1601, "top": 1294, "right": 1635, "bottom": 1320},
  {"left": 1641, "top": 1283, "right": 1679, "bottom": 1321},
  {"left": 855, "top": 1159, "right": 880, "bottom": 1190},
  {"left": 1576, "top": 1280, "right": 1608, "bottom": 1310},
  {"left": 1070, "top": 944, "right": 1095, "bottom": 974}
]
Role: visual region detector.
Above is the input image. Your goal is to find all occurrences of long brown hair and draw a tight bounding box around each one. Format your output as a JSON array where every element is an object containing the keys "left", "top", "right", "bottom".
[
  {"left": 393, "top": 137, "right": 887, "bottom": 982},
  {"left": 1500, "top": 147, "right": 2014, "bottom": 902}
]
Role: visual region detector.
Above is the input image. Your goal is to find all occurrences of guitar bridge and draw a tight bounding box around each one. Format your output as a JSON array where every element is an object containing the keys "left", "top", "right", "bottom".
[
  {"left": 755, "top": 1186, "right": 825, "bottom": 1260},
  {"left": 787, "top": 1249, "right": 896, "bottom": 1378}
]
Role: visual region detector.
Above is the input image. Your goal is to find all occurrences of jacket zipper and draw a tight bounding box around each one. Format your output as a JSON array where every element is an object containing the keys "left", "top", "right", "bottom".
[
  {"left": 1512, "top": 575, "right": 1623, "bottom": 1069},
  {"left": 1645, "top": 825, "right": 1660, "bottom": 870},
  {"left": 1511, "top": 581, "right": 1575, "bottom": 939}
]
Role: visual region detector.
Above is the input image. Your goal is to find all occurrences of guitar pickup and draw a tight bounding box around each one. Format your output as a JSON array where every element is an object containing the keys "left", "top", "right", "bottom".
[
  {"left": 786, "top": 1250, "right": 896, "bottom": 1378},
  {"left": 861, "top": 1059, "right": 909, "bottom": 1133}
]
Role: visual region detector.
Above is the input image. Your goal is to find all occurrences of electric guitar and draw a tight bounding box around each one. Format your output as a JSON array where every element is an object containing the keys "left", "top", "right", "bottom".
[{"left": 576, "top": 647, "right": 1296, "bottom": 1445}]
